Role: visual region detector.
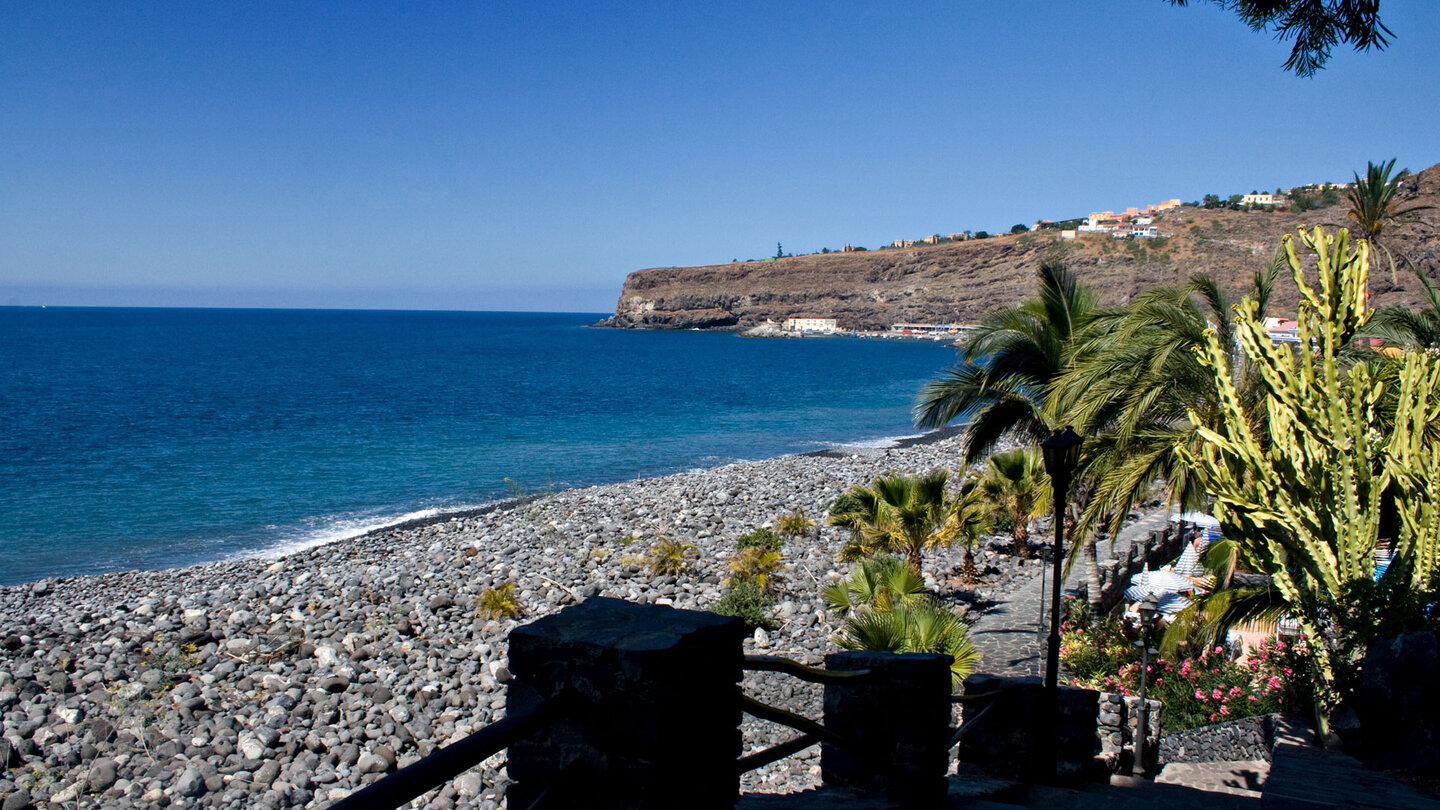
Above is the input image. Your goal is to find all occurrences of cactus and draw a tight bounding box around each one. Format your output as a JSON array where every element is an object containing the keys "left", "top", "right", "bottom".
[{"left": 1180, "top": 226, "right": 1440, "bottom": 722}]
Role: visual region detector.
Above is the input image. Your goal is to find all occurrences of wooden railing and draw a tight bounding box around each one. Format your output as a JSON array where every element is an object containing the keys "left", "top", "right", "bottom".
[{"left": 318, "top": 598, "right": 1038, "bottom": 809}]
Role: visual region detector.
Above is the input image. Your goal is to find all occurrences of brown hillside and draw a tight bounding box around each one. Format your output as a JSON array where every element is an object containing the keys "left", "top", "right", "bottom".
[{"left": 602, "top": 162, "right": 1440, "bottom": 330}]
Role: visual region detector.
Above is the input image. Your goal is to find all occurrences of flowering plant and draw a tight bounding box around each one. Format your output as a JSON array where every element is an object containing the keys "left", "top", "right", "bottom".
[{"left": 1059, "top": 598, "right": 1308, "bottom": 730}]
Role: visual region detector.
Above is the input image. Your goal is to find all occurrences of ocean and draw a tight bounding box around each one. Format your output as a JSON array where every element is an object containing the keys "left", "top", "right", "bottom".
[{"left": 0, "top": 308, "right": 958, "bottom": 586}]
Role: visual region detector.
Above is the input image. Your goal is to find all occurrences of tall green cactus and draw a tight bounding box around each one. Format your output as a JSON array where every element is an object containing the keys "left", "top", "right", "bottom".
[{"left": 1180, "top": 226, "right": 1440, "bottom": 720}]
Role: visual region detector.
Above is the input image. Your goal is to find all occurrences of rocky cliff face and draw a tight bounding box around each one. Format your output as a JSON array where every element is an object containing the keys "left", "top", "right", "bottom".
[{"left": 601, "top": 162, "right": 1440, "bottom": 330}]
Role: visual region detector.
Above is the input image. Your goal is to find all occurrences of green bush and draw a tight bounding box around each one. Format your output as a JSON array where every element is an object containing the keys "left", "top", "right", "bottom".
[
  {"left": 736, "top": 528, "right": 782, "bottom": 552},
  {"left": 711, "top": 581, "right": 779, "bottom": 630}
]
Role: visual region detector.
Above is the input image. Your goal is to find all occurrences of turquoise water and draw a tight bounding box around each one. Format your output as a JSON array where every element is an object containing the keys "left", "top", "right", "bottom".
[{"left": 0, "top": 308, "right": 957, "bottom": 585}]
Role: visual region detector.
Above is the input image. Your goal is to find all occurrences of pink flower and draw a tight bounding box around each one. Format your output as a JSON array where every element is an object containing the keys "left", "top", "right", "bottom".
[
  {"left": 1210, "top": 712, "right": 1218, "bottom": 722},
  {"left": 1212, "top": 688, "right": 1223, "bottom": 700},
  {"left": 1181, "top": 659, "right": 1192, "bottom": 675},
  {"left": 1276, "top": 641, "right": 1286, "bottom": 651},
  {"left": 1229, "top": 686, "right": 1242, "bottom": 698},
  {"left": 1195, "top": 689, "right": 1206, "bottom": 700},
  {"left": 1214, "top": 645, "right": 1225, "bottom": 655},
  {"left": 1249, "top": 660, "right": 1260, "bottom": 672},
  {"left": 1220, "top": 704, "right": 1230, "bottom": 715},
  {"left": 1267, "top": 676, "right": 1281, "bottom": 690},
  {"left": 1249, "top": 695, "right": 1258, "bottom": 702}
]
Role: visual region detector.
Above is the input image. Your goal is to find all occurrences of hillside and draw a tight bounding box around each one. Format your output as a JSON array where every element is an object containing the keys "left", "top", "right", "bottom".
[{"left": 600, "top": 162, "right": 1440, "bottom": 330}]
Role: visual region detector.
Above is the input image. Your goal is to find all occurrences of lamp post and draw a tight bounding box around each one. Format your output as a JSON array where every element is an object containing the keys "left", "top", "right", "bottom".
[
  {"left": 1040, "top": 426, "right": 1082, "bottom": 695},
  {"left": 1133, "top": 592, "right": 1160, "bottom": 778}
]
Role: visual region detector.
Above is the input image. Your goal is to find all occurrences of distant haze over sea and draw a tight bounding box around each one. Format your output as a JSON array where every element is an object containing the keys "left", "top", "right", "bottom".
[{"left": 0, "top": 308, "right": 956, "bottom": 585}]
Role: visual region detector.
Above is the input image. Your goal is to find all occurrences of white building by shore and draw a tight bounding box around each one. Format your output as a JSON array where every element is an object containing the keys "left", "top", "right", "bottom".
[{"left": 784, "top": 316, "right": 838, "bottom": 333}]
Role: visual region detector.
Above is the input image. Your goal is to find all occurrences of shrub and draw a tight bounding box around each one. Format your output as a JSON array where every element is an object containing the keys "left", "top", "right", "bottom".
[
  {"left": 776, "top": 509, "right": 815, "bottom": 541},
  {"left": 726, "top": 546, "right": 787, "bottom": 594},
  {"left": 736, "top": 528, "right": 782, "bottom": 552},
  {"left": 476, "top": 583, "right": 524, "bottom": 621},
  {"left": 646, "top": 536, "right": 696, "bottom": 576},
  {"left": 711, "top": 581, "right": 779, "bottom": 630}
]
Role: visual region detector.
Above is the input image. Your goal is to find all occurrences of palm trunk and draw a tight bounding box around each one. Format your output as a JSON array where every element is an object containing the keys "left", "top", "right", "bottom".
[
  {"left": 1014, "top": 520, "right": 1031, "bottom": 559},
  {"left": 961, "top": 547, "right": 978, "bottom": 584},
  {"left": 907, "top": 546, "right": 924, "bottom": 573},
  {"left": 1083, "top": 535, "right": 1103, "bottom": 618}
]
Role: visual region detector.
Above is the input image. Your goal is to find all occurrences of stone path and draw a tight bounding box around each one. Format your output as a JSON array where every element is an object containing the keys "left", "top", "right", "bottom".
[{"left": 967, "top": 510, "right": 1172, "bottom": 678}]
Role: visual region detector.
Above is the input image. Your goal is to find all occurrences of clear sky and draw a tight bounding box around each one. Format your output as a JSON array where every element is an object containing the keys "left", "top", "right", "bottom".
[{"left": 3, "top": 1, "right": 1438, "bottom": 312}]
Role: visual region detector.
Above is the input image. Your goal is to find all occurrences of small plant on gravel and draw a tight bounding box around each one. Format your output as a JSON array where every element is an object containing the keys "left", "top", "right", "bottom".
[
  {"left": 776, "top": 509, "right": 816, "bottom": 542},
  {"left": 646, "top": 535, "right": 697, "bottom": 576},
  {"left": 475, "top": 583, "right": 524, "bottom": 620},
  {"left": 736, "top": 527, "right": 783, "bottom": 552},
  {"left": 711, "top": 581, "right": 780, "bottom": 631},
  {"left": 725, "top": 546, "right": 787, "bottom": 594}
]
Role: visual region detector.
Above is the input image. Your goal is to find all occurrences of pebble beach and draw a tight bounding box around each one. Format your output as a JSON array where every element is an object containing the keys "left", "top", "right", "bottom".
[{"left": 0, "top": 433, "right": 1050, "bottom": 809}]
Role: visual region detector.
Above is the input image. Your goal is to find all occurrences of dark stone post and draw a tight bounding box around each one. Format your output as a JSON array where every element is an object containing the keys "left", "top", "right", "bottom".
[
  {"left": 506, "top": 597, "right": 748, "bottom": 809},
  {"left": 958, "top": 674, "right": 1102, "bottom": 784},
  {"left": 821, "top": 651, "right": 953, "bottom": 807}
]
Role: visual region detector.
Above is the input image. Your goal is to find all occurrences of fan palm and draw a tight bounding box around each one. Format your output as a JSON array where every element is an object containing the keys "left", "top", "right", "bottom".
[
  {"left": 935, "top": 475, "right": 993, "bottom": 583},
  {"left": 826, "top": 470, "right": 952, "bottom": 572},
  {"left": 1345, "top": 158, "right": 1433, "bottom": 281},
  {"left": 833, "top": 599, "right": 982, "bottom": 686},
  {"left": 915, "top": 258, "right": 1101, "bottom": 464},
  {"left": 823, "top": 554, "right": 928, "bottom": 614},
  {"left": 978, "top": 448, "right": 1050, "bottom": 559}
]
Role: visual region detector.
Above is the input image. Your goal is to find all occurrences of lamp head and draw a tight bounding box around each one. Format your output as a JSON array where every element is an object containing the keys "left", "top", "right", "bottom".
[
  {"left": 1041, "top": 425, "right": 1083, "bottom": 483},
  {"left": 1138, "top": 593, "right": 1160, "bottom": 627}
]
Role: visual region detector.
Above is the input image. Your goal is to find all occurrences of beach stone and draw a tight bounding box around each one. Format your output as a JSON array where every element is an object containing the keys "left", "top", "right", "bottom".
[
  {"left": 87, "top": 758, "right": 118, "bottom": 791},
  {"left": 318, "top": 675, "right": 350, "bottom": 693},
  {"left": 175, "top": 766, "right": 208, "bottom": 798},
  {"left": 237, "top": 733, "right": 266, "bottom": 760},
  {"left": 253, "top": 760, "right": 281, "bottom": 787}
]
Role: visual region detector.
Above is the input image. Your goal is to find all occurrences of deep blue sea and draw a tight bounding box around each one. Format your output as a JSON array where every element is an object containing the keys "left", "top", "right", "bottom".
[{"left": 0, "top": 308, "right": 957, "bottom": 585}]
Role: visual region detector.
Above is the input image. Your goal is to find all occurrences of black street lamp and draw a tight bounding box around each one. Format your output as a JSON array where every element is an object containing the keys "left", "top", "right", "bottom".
[
  {"left": 1133, "top": 592, "right": 1160, "bottom": 778},
  {"left": 1040, "top": 425, "right": 1082, "bottom": 695}
]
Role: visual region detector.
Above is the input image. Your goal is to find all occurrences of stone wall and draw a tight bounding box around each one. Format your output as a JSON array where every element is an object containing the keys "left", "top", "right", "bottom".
[
  {"left": 1159, "top": 714, "right": 1277, "bottom": 764},
  {"left": 1096, "top": 692, "right": 1161, "bottom": 775}
]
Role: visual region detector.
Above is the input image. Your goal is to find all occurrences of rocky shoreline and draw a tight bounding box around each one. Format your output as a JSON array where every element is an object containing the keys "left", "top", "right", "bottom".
[{"left": 0, "top": 433, "right": 1047, "bottom": 809}]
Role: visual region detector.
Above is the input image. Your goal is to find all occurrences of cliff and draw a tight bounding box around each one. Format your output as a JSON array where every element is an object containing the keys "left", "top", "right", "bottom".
[{"left": 601, "top": 162, "right": 1440, "bottom": 330}]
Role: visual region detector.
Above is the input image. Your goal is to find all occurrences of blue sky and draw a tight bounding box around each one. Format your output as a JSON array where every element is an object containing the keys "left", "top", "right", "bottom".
[{"left": 3, "top": 1, "right": 1438, "bottom": 312}]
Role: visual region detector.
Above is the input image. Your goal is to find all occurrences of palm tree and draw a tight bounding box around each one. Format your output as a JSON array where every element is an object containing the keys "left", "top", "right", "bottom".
[
  {"left": 1048, "top": 261, "right": 1281, "bottom": 615},
  {"left": 826, "top": 470, "right": 953, "bottom": 572},
  {"left": 935, "top": 475, "right": 993, "bottom": 583},
  {"left": 915, "top": 258, "right": 1101, "bottom": 465},
  {"left": 1365, "top": 265, "right": 1440, "bottom": 349},
  {"left": 1346, "top": 158, "right": 1433, "bottom": 281},
  {"left": 1053, "top": 262, "right": 1281, "bottom": 544},
  {"left": 978, "top": 448, "right": 1051, "bottom": 559}
]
